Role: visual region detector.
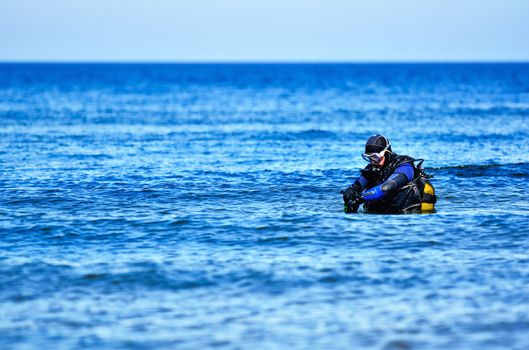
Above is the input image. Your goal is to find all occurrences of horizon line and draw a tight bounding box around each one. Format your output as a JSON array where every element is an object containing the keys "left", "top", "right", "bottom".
[{"left": 0, "top": 59, "right": 528, "bottom": 65}]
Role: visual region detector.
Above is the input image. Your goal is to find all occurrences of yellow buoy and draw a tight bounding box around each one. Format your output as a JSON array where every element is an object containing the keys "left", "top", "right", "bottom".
[{"left": 421, "top": 180, "right": 436, "bottom": 212}]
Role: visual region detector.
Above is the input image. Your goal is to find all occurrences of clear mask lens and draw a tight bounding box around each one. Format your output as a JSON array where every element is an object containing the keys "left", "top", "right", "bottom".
[
  {"left": 362, "top": 142, "right": 390, "bottom": 163},
  {"left": 362, "top": 151, "right": 384, "bottom": 163}
]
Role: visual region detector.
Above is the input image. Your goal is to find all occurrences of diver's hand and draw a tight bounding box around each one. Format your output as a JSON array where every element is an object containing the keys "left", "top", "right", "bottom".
[
  {"left": 342, "top": 185, "right": 363, "bottom": 213},
  {"left": 346, "top": 198, "right": 361, "bottom": 213},
  {"left": 342, "top": 185, "right": 360, "bottom": 203}
]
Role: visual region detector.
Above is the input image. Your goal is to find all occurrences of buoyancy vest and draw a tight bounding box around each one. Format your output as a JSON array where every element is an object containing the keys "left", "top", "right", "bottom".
[{"left": 360, "top": 154, "right": 436, "bottom": 213}]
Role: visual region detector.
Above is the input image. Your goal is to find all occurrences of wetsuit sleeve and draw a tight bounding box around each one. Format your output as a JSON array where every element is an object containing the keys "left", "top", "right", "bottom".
[
  {"left": 361, "top": 163, "right": 413, "bottom": 201},
  {"left": 394, "top": 163, "right": 414, "bottom": 182}
]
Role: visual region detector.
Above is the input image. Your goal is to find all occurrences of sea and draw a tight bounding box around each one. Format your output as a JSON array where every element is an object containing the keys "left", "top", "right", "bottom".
[{"left": 1, "top": 63, "right": 528, "bottom": 350}]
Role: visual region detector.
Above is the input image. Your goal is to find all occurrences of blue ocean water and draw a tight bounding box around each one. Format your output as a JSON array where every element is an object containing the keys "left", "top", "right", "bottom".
[{"left": 1, "top": 63, "right": 529, "bottom": 350}]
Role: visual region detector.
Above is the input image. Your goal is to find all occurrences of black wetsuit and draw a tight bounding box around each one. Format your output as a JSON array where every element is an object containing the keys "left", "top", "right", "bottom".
[{"left": 352, "top": 153, "right": 423, "bottom": 213}]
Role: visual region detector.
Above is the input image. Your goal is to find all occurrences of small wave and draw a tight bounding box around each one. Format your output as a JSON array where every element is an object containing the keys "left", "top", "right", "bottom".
[
  {"left": 256, "top": 236, "right": 290, "bottom": 243},
  {"left": 429, "top": 162, "right": 529, "bottom": 178},
  {"left": 245, "top": 128, "right": 340, "bottom": 141},
  {"left": 430, "top": 161, "right": 529, "bottom": 171},
  {"left": 169, "top": 218, "right": 192, "bottom": 226}
]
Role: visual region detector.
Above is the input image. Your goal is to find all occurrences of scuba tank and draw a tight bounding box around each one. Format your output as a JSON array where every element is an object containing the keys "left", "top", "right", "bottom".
[
  {"left": 415, "top": 160, "right": 437, "bottom": 212},
  {"left": 421, "top": 180, "right": 436, "bottom": 212}
]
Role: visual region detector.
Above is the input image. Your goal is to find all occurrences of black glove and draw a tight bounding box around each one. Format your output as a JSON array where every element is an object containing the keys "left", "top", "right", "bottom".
[{"left": 341, "top": 185, "right": 363, "bottom": 213}]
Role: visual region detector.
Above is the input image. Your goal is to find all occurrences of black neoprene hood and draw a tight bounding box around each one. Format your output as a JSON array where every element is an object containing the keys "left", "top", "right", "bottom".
[{"left": 365, "top": 134, "right": 392, "bottom": 154}]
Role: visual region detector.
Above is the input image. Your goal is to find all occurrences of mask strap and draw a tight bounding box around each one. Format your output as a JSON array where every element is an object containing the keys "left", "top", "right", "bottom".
[{"left": 380, "top": 136, "right": 391, "bottom": 157}]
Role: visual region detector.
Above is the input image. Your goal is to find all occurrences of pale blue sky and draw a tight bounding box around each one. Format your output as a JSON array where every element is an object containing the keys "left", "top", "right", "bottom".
[{"left": 1, "top": 0, "right": 528, "bottom": 61}]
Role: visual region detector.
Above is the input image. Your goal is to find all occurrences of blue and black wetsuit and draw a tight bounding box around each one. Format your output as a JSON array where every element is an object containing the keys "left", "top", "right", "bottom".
[
  {"left": 356, "top": 163, "right": 414, "bottom": 201},
  {"left": 351, "top": 154, "right": 422, "bottom": 213}
]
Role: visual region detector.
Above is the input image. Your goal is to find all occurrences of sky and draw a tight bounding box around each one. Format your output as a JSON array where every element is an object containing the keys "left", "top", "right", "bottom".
[{"left": 1, "top": 0, "right": 528, "bottom": 62}]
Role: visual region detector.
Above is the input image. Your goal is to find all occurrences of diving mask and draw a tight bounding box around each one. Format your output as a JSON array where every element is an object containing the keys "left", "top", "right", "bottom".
[{"left": 362, "top": 143, "right": 390, "bottom": 163}]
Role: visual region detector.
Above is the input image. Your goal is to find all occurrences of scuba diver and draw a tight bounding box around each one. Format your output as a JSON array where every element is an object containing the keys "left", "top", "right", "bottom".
[{"left": 342, "top": 134, "right": 436, "bottom": 214}]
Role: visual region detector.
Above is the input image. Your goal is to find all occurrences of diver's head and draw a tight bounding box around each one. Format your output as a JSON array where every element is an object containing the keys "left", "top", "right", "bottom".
[{"left": 362, "top": 134, "right": 392, "bottom": 167}]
